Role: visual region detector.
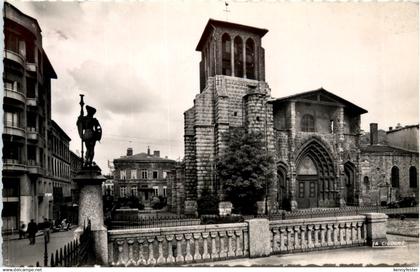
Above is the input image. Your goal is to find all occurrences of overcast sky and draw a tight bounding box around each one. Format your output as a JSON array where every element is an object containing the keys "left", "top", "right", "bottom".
[{"left": 8, "top": 1, "right": 418, "bottom": 173}]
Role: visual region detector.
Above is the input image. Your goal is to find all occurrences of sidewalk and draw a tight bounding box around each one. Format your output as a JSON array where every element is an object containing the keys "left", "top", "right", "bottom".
[{"left": 192, "top": 235, "right": 419, "bottom": 267}]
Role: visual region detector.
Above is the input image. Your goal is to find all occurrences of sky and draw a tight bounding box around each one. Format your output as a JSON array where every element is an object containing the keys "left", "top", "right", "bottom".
[{"left": 8, "top": 0, "right": 418, "bottom": 174}]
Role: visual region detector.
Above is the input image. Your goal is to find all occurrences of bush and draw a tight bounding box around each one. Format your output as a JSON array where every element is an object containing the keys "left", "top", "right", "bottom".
[
  {"left": 152, "top": 196, "right": 167, "bottom": 210},
  {"left": 197, "top": 188, "right": 219, "bottom": 216}
]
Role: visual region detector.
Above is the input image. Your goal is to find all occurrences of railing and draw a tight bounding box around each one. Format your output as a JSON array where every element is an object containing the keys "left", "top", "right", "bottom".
[
  {"left": 108, "top": 222, "right": 249, "bottom": 266},
  {"left": 35, "top": 220, "right": 93, "bottom": 267},
  {"left": 108, "top": 214, "right": 200, "bottom": 230},
  {"left": 269, "top": 215, "right": 366, "bottom": 254},
  {"left": 270, "top": 206, "right": 418, "bottom": 220}
]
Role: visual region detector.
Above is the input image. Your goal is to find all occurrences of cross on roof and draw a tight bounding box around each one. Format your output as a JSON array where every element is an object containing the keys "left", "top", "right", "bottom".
[{"left": 224, "top": 2, "right": 230, "bottom": 21}]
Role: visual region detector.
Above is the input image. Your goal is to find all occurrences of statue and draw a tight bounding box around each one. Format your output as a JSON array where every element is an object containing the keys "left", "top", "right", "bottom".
[{"left": 77, "top": 95, "right": 102, "bottom": 167}]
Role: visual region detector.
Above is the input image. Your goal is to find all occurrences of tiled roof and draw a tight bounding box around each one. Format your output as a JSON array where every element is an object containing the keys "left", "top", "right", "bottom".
[
  {"left": 361, "top": 144, "right": 418, "bottom": 155},
  {"left": 114, "top": 153, "right": 176, "bottom": 162}
]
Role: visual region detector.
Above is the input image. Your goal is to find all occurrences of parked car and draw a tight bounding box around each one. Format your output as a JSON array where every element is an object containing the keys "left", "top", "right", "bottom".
[{"left": 387, "top": 197, "right": 417, "bottom": 208}]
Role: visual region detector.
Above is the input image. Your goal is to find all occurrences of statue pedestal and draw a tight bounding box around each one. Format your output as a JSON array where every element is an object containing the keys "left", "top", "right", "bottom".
[{"left": 74, "top": 165, "right": 108, "bottom": 265}]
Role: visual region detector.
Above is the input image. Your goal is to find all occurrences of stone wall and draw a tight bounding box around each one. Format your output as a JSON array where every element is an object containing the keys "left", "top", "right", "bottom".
[{"left": 359, "top": 152, "right": 419, "bottom": 205}]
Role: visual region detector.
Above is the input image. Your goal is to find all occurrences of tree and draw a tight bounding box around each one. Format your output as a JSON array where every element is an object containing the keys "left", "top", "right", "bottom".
[{"left": 216, "top": 128, "right": 275, "bottom": 214}]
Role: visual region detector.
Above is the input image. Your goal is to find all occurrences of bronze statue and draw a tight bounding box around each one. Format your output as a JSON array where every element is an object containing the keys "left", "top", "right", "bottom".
[{"left": 77, "top": 95, "right": 102, "bottom": 167}]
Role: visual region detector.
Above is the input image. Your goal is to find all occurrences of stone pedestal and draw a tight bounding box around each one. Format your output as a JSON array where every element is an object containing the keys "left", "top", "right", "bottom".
[
  {"left": 184, "top": 200, "right": 198, "bottom": 216},
  {"left": 245, "top": 219, "right": 271, "bottom": 258},
  {"left": 74, "top": 166, "right": 108, "bottom": 265},
  {"left": 362, "top": 213, "right": 388, "bottom": 246}
]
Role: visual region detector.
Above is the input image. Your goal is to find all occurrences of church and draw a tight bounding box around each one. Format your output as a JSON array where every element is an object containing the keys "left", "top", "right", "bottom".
[{"left": 182, "top": 19, "right": 418, "bottom": 214}]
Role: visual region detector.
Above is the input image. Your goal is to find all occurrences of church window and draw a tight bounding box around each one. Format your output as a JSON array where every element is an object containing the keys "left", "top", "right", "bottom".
[
  {"left": 364, "top": 176, "right": 370, "bottom": 190},
  {"left": 246, "top": 38, "right": 255, "bottom": 79},
  {"left": 234, "top": 36, "right": 244, "bottom": 78},
  {"left": 391, "top": 166, "right": 399, "bottom": 188},
  {"left": 301, "top": 114, "right": 315, "bottom": 132},
  {"left": 233, "top": 111, "right": 237, "bottom": 116},
  {"left": 409, "top": 166, "right": 417, "bottom": 188},
  {"left": 256, "top": 116, "right": 260, "bottom": 121},
  {"left": 330, "top": 120, "right": 334, "bottom": 133},
  {"left": 222, "top": 33, "right": 232, "bottom": 76}
]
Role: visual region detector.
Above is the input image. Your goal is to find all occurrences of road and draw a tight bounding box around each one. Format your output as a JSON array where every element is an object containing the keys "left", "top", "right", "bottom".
[{"left": 2, "top": 229, "right": 77, "bottom": 267}]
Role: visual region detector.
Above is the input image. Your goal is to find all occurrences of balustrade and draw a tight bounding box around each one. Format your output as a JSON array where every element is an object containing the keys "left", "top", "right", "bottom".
[{"left": 108, "top": 223, "right": 248, "bottom": 266}]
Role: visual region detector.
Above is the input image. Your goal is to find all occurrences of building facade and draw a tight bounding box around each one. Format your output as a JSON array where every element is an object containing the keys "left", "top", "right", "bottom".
[
  {"left": 183, "top": 19, "right": 419, "bottom": 214},
  {"left": 2, "top": 3, "right": 75, "bottom": 231},
  {"left": 113, "top": 148, "right": 176, "bottom": 208}
]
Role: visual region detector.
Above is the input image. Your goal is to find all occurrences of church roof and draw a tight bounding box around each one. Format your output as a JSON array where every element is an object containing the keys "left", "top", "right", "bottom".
[
  {"left": 360, "top": 144, "right": 418, "bottom": 155},
  {"left": 268, "top": 88, "right": 368, "bottom": 115},
  {"left": 196, "top": 18, "right": 268, "bottom": 51},
  {"left": 114, "top": 153, "right": 176, "bottom": 163}
]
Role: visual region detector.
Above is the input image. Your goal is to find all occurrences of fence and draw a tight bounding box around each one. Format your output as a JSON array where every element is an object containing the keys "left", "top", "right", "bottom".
[
  {"left": 107, "top": 213, "right": 386, "bottom": 266},
  {"left": 108, "top": 215, "right": 201, "bottom": 230},
  {"left": 35, "top": 220, "right": 93, "bottom": 267},
  {"left": 270, "top": 206, "right": 418, "bottom": 220}
]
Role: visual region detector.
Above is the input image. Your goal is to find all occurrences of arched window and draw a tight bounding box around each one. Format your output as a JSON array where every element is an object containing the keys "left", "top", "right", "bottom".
[
  {"left": 234, "top": 36, "right": 244, "bottom": 78},
  {"left": 391, "top": 166, "right": 399, "bottom": 188},
  {"left": 409, "top": 166, "right": 417, "bottom": 188},
  {"left": 301, "top": 114, "right": 315, "bottom": 132},
  {"left": 245, "top": 38, "right": 255, "bottom": 79},
  {"left": 364, "top": 176, "right": 370, "bottom": 190},
  {"left": 222, "top": 33, "right": 231, "bottom": 76}
]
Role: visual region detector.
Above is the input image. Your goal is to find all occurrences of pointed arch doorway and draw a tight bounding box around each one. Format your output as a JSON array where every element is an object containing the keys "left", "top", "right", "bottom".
[{"left": 295, "top": 139, "right": 337, "bottom": 209}]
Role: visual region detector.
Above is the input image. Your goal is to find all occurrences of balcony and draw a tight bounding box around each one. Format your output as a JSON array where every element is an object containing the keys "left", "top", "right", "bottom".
[
  {"left": 2, "top": 159, "right": 26, "bottom": 172},
  {"left": 3, "top": 122, "right": 25, "bottom": 138},
  {"left": 27, "top": 160, "right": 44, "bottom": 176},
  {"left": 27, "top": 127, "right": 38, "bottom": 140},
  {"left": 4, "top": 49, "right": 25, "bottom": 67},
  {"left": 4, "top": 87, "right": 25, "bottom": 104}
]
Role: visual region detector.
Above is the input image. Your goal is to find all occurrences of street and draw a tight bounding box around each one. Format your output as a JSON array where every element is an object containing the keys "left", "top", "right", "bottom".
[{"left": 2, "top": 228, "right": 77, "bottom": 267}]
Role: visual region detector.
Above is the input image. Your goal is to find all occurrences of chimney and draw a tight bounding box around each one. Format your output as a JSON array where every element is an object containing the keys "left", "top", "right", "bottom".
[
  {"left": 370, "top": 123, "right": 378, "bottom": 145},
  {"left": 389, "top": 127, "right": 393, "bottom": 131},
  {"left": 147, "top": 146, "right": 150, "bottom": 156},
  {"left": 153, "top": 150, "right": 160, "bottom": 157},
  {"left": 127, "top": 148, "right": 133, "bottom": 156}
]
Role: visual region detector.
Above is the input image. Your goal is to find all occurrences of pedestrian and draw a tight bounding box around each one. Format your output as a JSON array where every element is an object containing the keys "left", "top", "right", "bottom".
[
  {"left": 27, "top": 219, "right": 38, "bottom": 245},
  {"left": 19, "top": 222, "right": 26, "bottom": 239}
]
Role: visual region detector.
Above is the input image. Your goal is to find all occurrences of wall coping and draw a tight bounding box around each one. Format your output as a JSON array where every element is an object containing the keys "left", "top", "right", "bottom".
[{"left": 269, "top": 215, "right": 366, "bottom": 227}]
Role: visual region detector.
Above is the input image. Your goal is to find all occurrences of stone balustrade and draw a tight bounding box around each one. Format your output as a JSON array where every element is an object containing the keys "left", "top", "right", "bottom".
[
  {"left": 270, "top": 215, "right": 367, "bottom": 254},
  {"left": 108, "top": 223, "right": 249, "bottom": 266},
  {"left": 107, "top": 213, "right": 386, "bottom": 266}
]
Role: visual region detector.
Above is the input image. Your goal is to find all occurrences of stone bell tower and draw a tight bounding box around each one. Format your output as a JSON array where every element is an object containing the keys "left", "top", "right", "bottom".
[{"left": 184, "top": 19, "right": 277, "bottom": 215}]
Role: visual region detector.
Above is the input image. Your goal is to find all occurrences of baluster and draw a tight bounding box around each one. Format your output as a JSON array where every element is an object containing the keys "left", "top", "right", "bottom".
[
  {"left": 108, "top": 240, "right": 115, "bottom": 266},
  {"left": 243, "top": 229, "right": 249, "bottom": 256},
  {"left": 126, "top": 239, "right": 135, "bottom": 266},
  {"left": 300, "top": 225, "right": 307, "bottom": 250},
  {"left": 60, "top": 248, "right": 63, "bottom": 266},
  {"left": 279, "top": 227, "right": 287, "bottom": 252},
  {"left": 202, "top": 232, "right": 210, "bottom": 260},
  {"left": 293, "top": 225, "right": 301, "bottom": 250},
  {"left": 175, "top": 234, "right": 184, "bottom": 263},
  {"left": 320, "top": 224, "right": 327, "bottom": 247},
  {"left": 351, "top": 222, "right": 357, "bottom": 245},
  {"left": 339, "top": 223, "right": 346, "bottom": 246},
  {"left": 64, "top": 244, "right": 67, "bottom": 267},
  {"left": 286, "top": 226, "right": 294, "bottom": 251},
  {"left": 115, "top": 240, "right": 125, "bottom": 266},
  {"left": 333, "top": 223, "right": 339, "bottom": 246},
  {"left": 219, "top": 231, "right": 227, "bottom": 258},
  {"left": 184, "top": 233, "right": 193, "bottom": 262},
  {"left": 157, "top": 236, "right": 165, "bottom": 264},
  {"left": 227, "top": 231, "right": 235, "bottom": 257},
  {"left": 327, "top": 224, "right": 333, "bottom": 246},
  {"left": 166, "top": 235, "right": 175, "bottom": 264},
  {"left": 345, "top": 222, "right": 351, "bottom": 245},
  {"left": 147, "top": 237, "right": 156, "bottom": 265},
  {"left": 50, "top": 253, "right": 54, "bottom": 267},
  {"left": 193, "top": 233, "right": 202, "bottom": 261},
  {"left": 210, "top": 232, "right": 218, "bottom": 259},
  {"left": 272, "top": 228, "right": 280, "bottom": 253},
  {"left": 307, "top": 225, "right": 314, "bottom": 249},
  {"left": 314, "top": 225, "right": 320, "bottom": 248},
  {"left": 356, "top": 222, "right": 363, "bottom": 245},
  {"left": 136, "top": 238, "right": 147, "bottom": 265},
  {"left": 234, "top": 230, "right": 242, "bottom": 256},
  {"left": 55, "top": 249, "right": 59, "bottom": 267}
]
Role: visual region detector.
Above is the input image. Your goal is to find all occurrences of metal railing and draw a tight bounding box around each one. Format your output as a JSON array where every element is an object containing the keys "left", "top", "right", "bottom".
[{"left": 108, "top": 214, "right": 200, "bottom": 230}]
